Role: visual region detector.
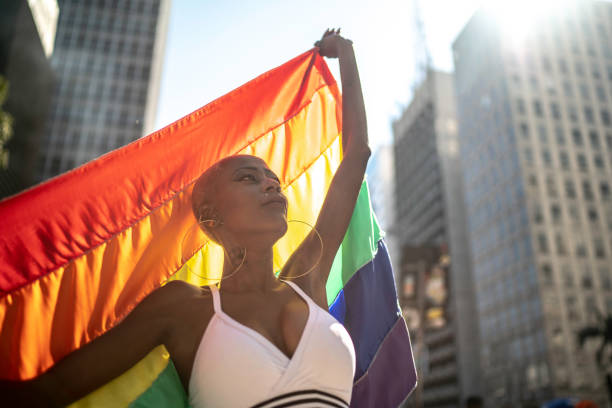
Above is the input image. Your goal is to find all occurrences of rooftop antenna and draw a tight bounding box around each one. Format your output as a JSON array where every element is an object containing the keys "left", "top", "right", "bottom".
[{"left": 411, "top": 0, "right": 432, "bottom": 93}]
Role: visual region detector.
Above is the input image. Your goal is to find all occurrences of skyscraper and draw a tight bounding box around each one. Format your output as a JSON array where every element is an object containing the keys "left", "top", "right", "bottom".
[
  {"left": 37, "top": 0, "right": 170, "bottom": 181},
  {"left": 453, "top": 1, "right": 612, "bottom": 404},
  {"left": 393, "top": 70, "right": 481, "bottom": 407},
  {"left": 0, "top": 0, "right": 58, "bottom": 198}
]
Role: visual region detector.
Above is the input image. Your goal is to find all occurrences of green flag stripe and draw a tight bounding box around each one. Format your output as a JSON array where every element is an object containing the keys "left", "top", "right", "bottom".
[
  {"left": 129, "top": 359, "right": 189, "bottom": 407},
  {"left": 326, "top": 180, "right": 383, "bottom": 305}
]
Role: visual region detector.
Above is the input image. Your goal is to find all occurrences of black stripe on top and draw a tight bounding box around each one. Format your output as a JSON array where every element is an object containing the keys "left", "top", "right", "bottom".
[{"left": 250, "top": 389, "right": 349, "bottom": 408}]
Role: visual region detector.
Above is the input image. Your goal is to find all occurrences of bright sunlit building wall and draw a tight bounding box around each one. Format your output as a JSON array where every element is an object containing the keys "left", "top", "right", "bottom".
[
  {"left": 453, "top": 1, "right": 612, "bottom": 405},
  {"left": 37, "top": 0, "right": 170, "bottom": 181}
]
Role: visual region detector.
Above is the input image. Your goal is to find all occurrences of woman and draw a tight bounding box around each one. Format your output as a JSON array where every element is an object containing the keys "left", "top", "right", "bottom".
[{"left": 7, "top": 28, "right": 370, "bottom": 407}]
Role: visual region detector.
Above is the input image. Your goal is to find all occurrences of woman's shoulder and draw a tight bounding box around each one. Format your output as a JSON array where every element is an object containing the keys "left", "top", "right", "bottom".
[{"left": 145, "top": 280, "right": 215, "bottom": 318}]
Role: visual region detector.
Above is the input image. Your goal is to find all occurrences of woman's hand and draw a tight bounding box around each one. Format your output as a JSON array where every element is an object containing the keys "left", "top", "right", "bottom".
[{"left": 314, "top": 28, "right": 353, "bottom": 59}]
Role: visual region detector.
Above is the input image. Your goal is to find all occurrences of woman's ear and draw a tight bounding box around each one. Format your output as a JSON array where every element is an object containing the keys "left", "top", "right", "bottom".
[{"left": 198, "top": 206, "right": 223, "bottom": 228}]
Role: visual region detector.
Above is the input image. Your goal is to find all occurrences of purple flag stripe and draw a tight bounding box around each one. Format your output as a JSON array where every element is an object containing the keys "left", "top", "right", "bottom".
[{"left": 350, "top": 318, "right": 417, "bottom": 408}]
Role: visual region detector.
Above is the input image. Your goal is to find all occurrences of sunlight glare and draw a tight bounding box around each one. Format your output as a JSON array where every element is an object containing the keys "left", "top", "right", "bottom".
[{"left": 482, "top": 0, "right": 574, "bottom": 46}]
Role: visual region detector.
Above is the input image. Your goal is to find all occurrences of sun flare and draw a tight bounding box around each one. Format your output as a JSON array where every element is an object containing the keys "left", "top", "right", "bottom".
[{"left": 482, "top": 0, "right": 576, "bottom": 46}]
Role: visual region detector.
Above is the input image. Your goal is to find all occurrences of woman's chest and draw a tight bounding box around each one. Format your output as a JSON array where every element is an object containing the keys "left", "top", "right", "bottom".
[
  {"left": 166, "top": 291, "right": 310, "bottom": 387},
  {"left": 221, "top": 294, "right": 310, "bottom": 359}
]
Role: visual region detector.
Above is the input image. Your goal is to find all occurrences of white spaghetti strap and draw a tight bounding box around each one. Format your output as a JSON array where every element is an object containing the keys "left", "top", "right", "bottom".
[{"left": 208, "top": 284, "right": 222, "bottom": 313}]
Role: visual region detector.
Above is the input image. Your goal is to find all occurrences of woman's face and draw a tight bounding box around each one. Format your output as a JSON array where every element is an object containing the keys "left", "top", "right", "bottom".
[{"left": 209, "top": 156, "right": 288, "bottom": 244}]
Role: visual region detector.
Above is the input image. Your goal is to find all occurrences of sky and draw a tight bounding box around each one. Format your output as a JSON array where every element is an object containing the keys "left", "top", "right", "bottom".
[
  {"left": 156, "top": 0, "right": 603, "bottom": 154},
  {"left": 153, "top": 0, "right": 488, "bottom": 152}
]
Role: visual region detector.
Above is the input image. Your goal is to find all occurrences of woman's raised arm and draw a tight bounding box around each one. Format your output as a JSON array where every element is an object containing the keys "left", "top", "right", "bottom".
[
  {"left": 1, "top": 280, "right": 190, "bottom": 407},
  {"left": 282, "top": 29, "right": 370, "bottom": 300}
]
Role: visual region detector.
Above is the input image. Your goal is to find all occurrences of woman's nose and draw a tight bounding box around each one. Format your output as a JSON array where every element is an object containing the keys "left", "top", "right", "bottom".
[{"left": 263, "top": 177, "right": 281, "bottom": 192}]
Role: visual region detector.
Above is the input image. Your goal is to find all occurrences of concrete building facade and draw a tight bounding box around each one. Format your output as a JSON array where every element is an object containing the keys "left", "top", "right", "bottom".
[
  {"left": 453, "top": 1, "right": 612, "bottom": 405},
  {"left": 37, "top": 0, "right": 170, "bottom": 181},
  {"left": 393, "top": 70, "right": 481, "bottom": 407}
]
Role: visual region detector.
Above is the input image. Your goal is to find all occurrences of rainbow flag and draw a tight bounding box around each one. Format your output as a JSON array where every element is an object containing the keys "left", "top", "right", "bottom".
[{"left": 0, "top": 49, "right": 416, "bottom": 407}]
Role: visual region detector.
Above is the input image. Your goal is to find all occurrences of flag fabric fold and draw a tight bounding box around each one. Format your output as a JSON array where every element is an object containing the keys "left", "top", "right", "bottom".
[{"left": 0, "top": 49, "right": 416, "bottom": 407}]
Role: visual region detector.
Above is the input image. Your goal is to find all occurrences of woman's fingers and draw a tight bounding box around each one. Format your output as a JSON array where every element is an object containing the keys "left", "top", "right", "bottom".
[{"left": 315, "top": 28, "right": 345, "bottom": 50}]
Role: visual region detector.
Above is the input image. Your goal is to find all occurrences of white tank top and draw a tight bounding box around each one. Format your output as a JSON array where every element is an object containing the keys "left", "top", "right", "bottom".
[{"left": 188, "top": 280, "right": 356, "bottom": 408}]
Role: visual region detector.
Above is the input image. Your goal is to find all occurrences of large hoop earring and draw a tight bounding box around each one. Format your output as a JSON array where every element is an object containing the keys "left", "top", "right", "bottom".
[
  {"left": 278, "top": 219, "right": 324, "bottom": 280},
  {"left": 180, "top": 218, "right": 246, "bottom": 286}
]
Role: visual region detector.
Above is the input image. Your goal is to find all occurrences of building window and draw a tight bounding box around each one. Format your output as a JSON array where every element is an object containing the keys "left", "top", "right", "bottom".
[
  {"left": 576, "top": 241, "right": 588, "bottom": 258},
  {"left": 556, "top": 234, "right": 566, "bottom": 254},
  {"left": 547, "top": 176, "right": 558, "bottom": 197},
  {"left": 572, "top": 129, "right": 583, "bottom": 146},
  {"left": 577, "top": 154, "right": 588, "bottom": 171},
  {"left": 563, "top": 81, "right": 573, "bottom": 97},
  {"left": 601, "top": 181, "right": 610, "bottom": 200},
  {"left": 555, "top": 127, "right": 565, "bottom": 145},
  {"left": 534, "top": 204, "right": 543, "bottom": 224},
  {"left": 533, "top": 100, "right": 543, "bottom": 117},
  {"left": 551, "top": 204, "right": 561, "bottom": 222},
  {"left": 565, "top": 180, "right": 576, "bottom": 198},
  {"left": 596, "top": 86, "right": 607, "bottom": 102},
  {"left": 542, "top": 150, "right": 552, "bottom": 167},
  {"left": 587, "top": 207, "right": 598, "bottom": 222},
  {"left": 538, "top": 125, "right": 548, "bottom": 144},
  {"left": 550, "top": 103, "right": 561, "bottom": 119},
  {"left": 567, "top": 295, "right": 579, "bottom": 320},
  {"left": 524, "top": 148, "right": 534, "bottom": 165},
  {"left": 594, "top": 154, "right": 604, "bottom": 169},
  {"left": 589, "top": 130, "right": 600, "bottom": 149},
  {"left": 520, "top": 123, "right": 530, "bottom": 138},
  {"left": 599, "top": 267, "right": 611, "bottom": 290},
  {"left": 583, "top": 180, "right": 594, "bottom": 200},
  {"left": 538, "top": 234, "right": 549, "bottom": 253},
  {"left": 559, "top": 59, "right": 568, "bottom": 73},
  {"left": 575, "top": 62, "right": 585, "bottom": 76},
  {"left": 517, "top": 99, "right": 526, "bottom": 114},
  {"left": 568, "top": 105, "right": 578, "bottom": 122},
  {"left": 562, "top": 266, "right": 573, "bottom": 287},
  {"left": 580, "top": 83, "right": 590, "bottom": 100},
  {"left": 594, "top": 239, "right": 606, "bottom": 259},
  {"left": 528, "top": 174, "right": 538, "bottom": 187},
  {"left": 560, "top": 152, "right": 570, "bottom": 170},
  {"left": 541, "top": 263, "right": 553, "bottom": 284},
  {"left": 582, "top": 272, "right": 592, "bottom": 288},
  {"left": 587, "top": 42, "right": 597, "bottom": 57},
  {"left": 584, "top": 106, "right": 595, "bottom": 124},
  {"left": 602, "top": 110, "right": 611, "bottom": 126},
  {"left": 569, "top": 205, "right": 580, "bottom": 223}
]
